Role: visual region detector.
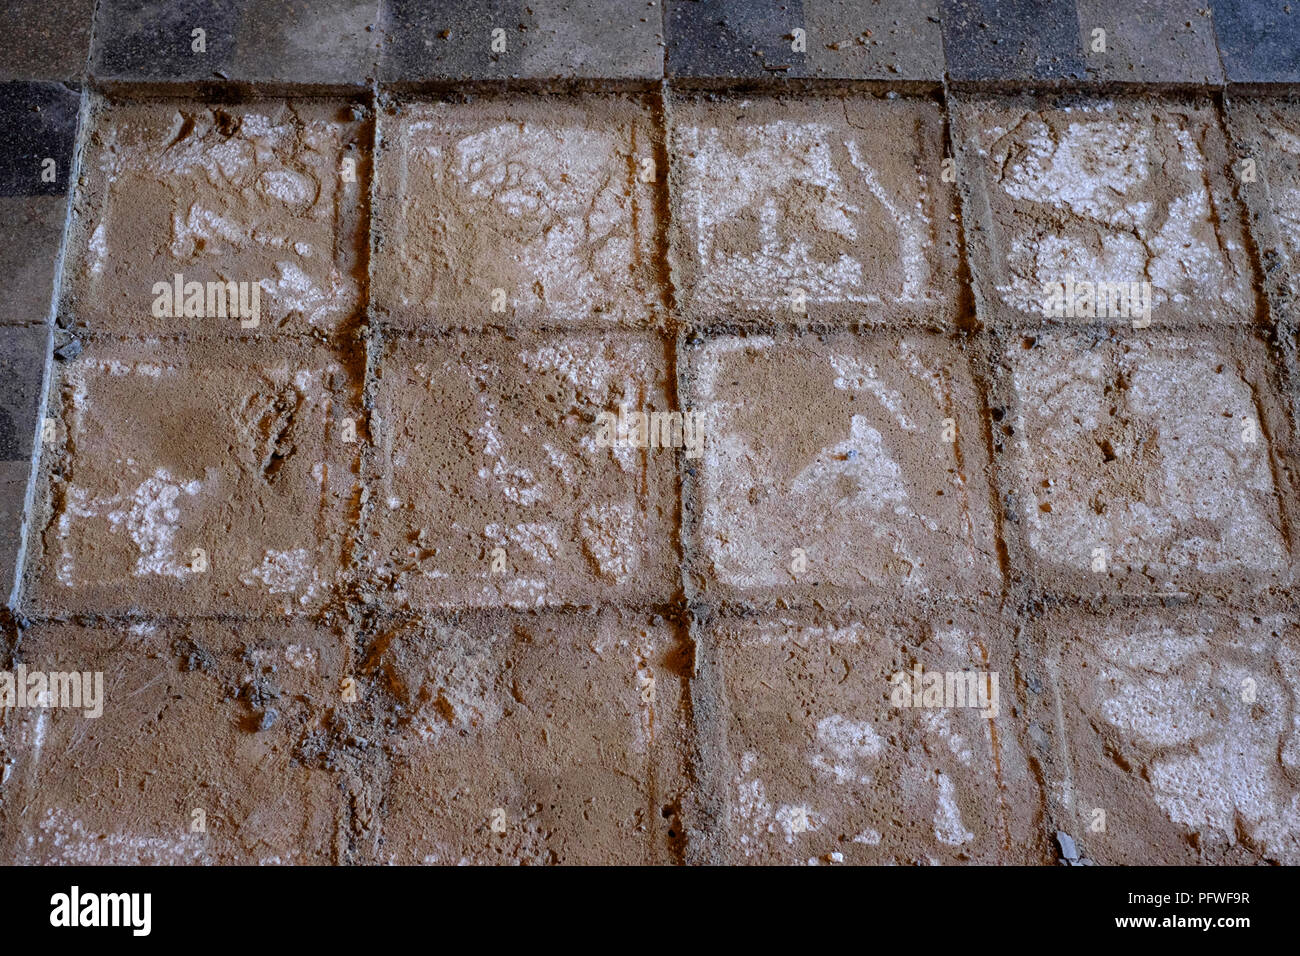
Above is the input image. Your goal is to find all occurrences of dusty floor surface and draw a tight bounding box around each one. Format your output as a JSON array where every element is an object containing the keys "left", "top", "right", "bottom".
[{"left": 3, "top": 83, "right": 1300, "bottom": 866}]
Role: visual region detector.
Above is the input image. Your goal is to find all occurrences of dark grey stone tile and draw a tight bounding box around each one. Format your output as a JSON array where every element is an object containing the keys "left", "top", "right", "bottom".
[
  {"left": 94, "top": 0, "right": 381, "bottom": 85},
  {"left": 381, "top": 0, "right": 663, "bottom": 83},
  {"left": 0, "top": 196, "right": 70, "bottom": 326},
  {"left": 666, "top": 0, "right": 943, "bottom": 80},
  {"left": 806, "top": 0, "right": 944, "bottom": 80},
  {"left": 0, "top": 325, "right": 49, "bottom": 463},
  {"left": 0, "top": 82, "right": 79, "bottom": 198},
  {"left": 666, "top": 0, "right": 806, "bottom": 78},
  {"left": 232, "top": 0, "right": 379, "bottom": 86},
  {"left": 92, "top": 0, "right": 240, "bottom": 82},
  {"left": 0, "top": 459, "right": 35, "bottom": 611},
  {"left": 0, "top": 0, "right": 95, "bottom": 81},
  {"left": 1076, "top": 0, "right": 1222, "bottom": 85},
  {"left": 1212, "top": 0, "right": 1300, "bottom": 84},
  {"left": 942, "top": 0, "right": 1087, "bottom": 83}
]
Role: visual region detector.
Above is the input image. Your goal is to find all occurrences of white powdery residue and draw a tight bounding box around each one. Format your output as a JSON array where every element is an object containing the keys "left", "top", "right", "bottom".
[
  {"left": 258, "top": 169, "right": 318, "bottom": 206},
  {"left": 152, "top": 114, "right": 257, "bottom": 180},
  {"left": 410, "top": 637, "right": 504, "bottom": 741},
  {"left": 32, "top": 809, "right": 207, "bottom": 865},
  {"left": 633, "top": 657, "right": 655, "bottom": 755},
  {"left": 1265, "top": 125, "right": 1300, "bottom": 292},
  {"left": 495, "top": 576, "right": 548, "bottom": 608},
  {"left": 578, "top": 502, "right": 642, "bottom": 584},
  {"left": 900, "top": 340, "right": 952, "bottom": 410},
  {"left": 809, "top": 714, "right": 884, "bottom": 785},
  {"left": 933, "top": 773, "right": 973, "bottom": 846},
  {"left": 519, "top": 338, "right": 647, "bottom": 402},
  {"left": 484, "top": 523, "right": 560, "bottom": 565},
  {"left": 29, "top": 709, "right": 49, "bottom": 769},
  {"left": 56, "top": 486, "right": 99, "bottom": 586},
  {"left": 998, "top": 230, "right": 1149, "bottom": 314},
  {"left": 741, "top": 621, "right": 864, "bottom": 648},
  {"left": 87, "top": 224, "right": 108, "bottom": 276},
  {"left": 732, "top": 751, "right": 824, "bottom": 857},
  {"left": 775, "top": 805, "right": 819, "bottom": 844},
  {"left": 1077, "top": 615, "right": 1300, "bottom": 862},
  {"left": 543, "top": 443, "right": 576, "bottom": 483},
  {"left": 922, "top": 710, "right": 974, "bottom": 766},
  {"left": 454, "top": 123, "right": 614, "bottom": 216},
  {"left": 264, "top": 261, "right": 353, "bottom": 327},
  {"left": 1148, "top": 190, "right": 1250, "bottom": 310},
  {"left": 172, "top": 204, "right": 249, "bottom": 256},
  {"left": 1003, "top": 118, "right": 1149, "bottom": 226},
  {"left": 703, "top": 213, "right": 867, "bottom": 306},
  {"left": 1099, "top": 667, "right": 1212, "bottom": 747},
  {"left": 680, "top": 120, "right": 933, "bottom": 306},
  {"left": 789, "top": 415, "right": 908, "bottom": 510},
  {"left": 698, "top": 334, "right": 972, "bottom": 592},
  {"left": 493, "top": 457, "right": 543, "bottom": 505},
  {"left": 687, "top": 121, "right": 845, "bottom": 237},
  {"left": 451, "top": 122, "right": 632, "bottom": 318},
  {"left": 1150, "top": 736, "right": 1300, "bottom": 864},
  {"left": 105, "top": 469, "right": 203, "bottom": 578},
  {"left": 285, "top": 644, "right": 318, "bottom": 670},
  {"left": 996, "top": 113, "right": 1249, "bottom": 315},
  {"left": 1130, "top": 348, "right": 1283, "bottom": 571},
  {"left": 829, "top": 354, "right": 916, "bottom": 429},
  {"left": 844, "top": 140, "right": 932, "bottom": 301},
  {"left": 475, "top": 395, "right": 544, "bottom": 505},
  {"left": 853, "top": 829, "right": 882, "bottom": 845},
  {"left": 240, "top": 548, "right": 321, "bottom": 603},
  {"left": 1014, "top": 337, "right": 1283, "bottom": 573}
]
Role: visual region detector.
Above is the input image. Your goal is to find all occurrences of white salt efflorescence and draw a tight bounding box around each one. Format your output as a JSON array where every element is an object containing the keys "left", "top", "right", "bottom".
[{"left": 980, "top": 105, "right": 1252, "bottom": 318}]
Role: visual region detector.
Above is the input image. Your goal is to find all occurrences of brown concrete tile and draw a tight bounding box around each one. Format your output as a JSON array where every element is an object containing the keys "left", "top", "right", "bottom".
[
  {"left": 1225, "top": 96, "right": 1300, "bottom": 315},
  {"left": 710, "top": 610, "right": 1042, "bottom": 864},
  {"left": 1001, "top": 330, "right": 1292, "bottom": 597},
  {"left": 1028, "top": 605, "right": 1300, "bottom": 865},
  {"left": 373, "top": 95, "right": 661, "bottom": 331},
  {"left": 669, "top": 92, "right": 960, "bottom": 328},
  {"left": 688, "top": 331, "right": 1000, "bottom": 608},
  {"left": 365, "top": 610, "right": 687, "bottom": 865},
  {"left": 362, "top": 331, "right": 678, "bottom": 610},
  {"left": 0, "top": 620, "right": 346, "bottom": 864},
  {"left": 953, "top": 95, "right": 1257, "bottom": 328},
  {"left": 65, "top": 99, "right": 368, "bottom": 338},
  {"left": 27, "top": 338, "right": 360, "bottom": 618}
]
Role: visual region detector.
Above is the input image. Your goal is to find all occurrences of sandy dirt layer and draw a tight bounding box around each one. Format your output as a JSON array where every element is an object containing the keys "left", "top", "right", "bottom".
[{"left": 3, "top": 88, "right": 1300, "bottom": 865}]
